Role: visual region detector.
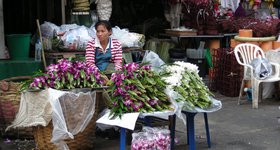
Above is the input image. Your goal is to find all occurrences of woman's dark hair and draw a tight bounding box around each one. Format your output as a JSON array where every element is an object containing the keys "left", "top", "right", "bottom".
[{"left": 95, "top": 20, "right": 112, "bottom": 31}]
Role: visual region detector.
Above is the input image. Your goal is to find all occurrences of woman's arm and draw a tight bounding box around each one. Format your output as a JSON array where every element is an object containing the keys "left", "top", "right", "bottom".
[
  {"left": 86, "top": 39, "right": 98, "bottom": 70},
  {"left": 111, "top": 39, "right": 123, "bottom": 70}
]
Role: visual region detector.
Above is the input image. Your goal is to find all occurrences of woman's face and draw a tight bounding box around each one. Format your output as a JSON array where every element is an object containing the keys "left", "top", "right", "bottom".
[{"left": 96, "top": 24, "right": 111, "bottom": 43}]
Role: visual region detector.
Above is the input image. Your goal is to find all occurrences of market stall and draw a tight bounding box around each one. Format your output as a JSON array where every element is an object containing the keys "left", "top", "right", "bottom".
[{"left": 4, "top": 52, "right": 221, "bottom": 150}]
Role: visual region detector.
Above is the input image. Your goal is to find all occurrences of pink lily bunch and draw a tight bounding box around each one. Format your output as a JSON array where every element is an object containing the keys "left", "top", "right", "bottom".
[
  {"left": 131, "top": 127, "right": 171, "bottom": 150},
  {"left": 29, "top": 59, "right": 106, "bottom": 90},
  {"left": 107, "top": 62, "right": 172, "bottom": 118}
]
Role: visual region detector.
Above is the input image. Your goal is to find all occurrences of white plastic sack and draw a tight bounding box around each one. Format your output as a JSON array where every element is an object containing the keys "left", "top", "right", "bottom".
[
  {"left": 61, "top": 26, "right": 95, "bottom": 51},
  {"left": 40, "top": 21, "right": 60, "bottom": 38},
  {"left": 59, "top": 24, "right": 80, "bottom": 34},
  {"left": 142, "top": 51, "right": 165, "bottom": 73},
  {"left": 251, "top": 57, "right": 272, "bottom": 80},
  {"left": 111, "top": 26, "right": 145, "bottom": 48}
]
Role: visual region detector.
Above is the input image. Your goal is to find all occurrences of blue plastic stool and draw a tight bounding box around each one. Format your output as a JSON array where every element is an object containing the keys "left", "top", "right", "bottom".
[{"left": 170, "top": 112, "right": 211, "bottom": 150}]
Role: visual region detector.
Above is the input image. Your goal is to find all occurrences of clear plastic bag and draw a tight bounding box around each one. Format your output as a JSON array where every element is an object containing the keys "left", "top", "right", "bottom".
[
  {"left": 48, "top": 88, "right": 97, "bottom": 150},
  {"left": 142, "top": 51, "right": 165, "bottom": 73},
  {"left": 111, "top": 26, "right": 145, "bottom": 48},
  {"left": 251, "top": 57, "right": 272, "bottom": 80},
  {"left": 40, "top": 21, "right": 60, "bottom": 38},
  {"left": 60, "top": 26, "right": 95, "bottom": 51},
  {"left": 131, "top": 126, "right": 171, "bottom": 150}
]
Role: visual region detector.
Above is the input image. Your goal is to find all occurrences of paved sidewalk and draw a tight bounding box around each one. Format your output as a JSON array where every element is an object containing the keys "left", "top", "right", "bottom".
[{"left": 1, "top": 92, "right": 280, "bottom": 150}]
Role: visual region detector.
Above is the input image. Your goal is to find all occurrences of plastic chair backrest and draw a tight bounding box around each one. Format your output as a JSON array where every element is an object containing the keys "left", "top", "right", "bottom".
[{"left": 234, "top": 43, "right": 265, "bottom": 67}]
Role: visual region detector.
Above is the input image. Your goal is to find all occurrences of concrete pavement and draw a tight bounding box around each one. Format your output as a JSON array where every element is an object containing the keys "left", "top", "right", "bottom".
[{"left": 1, "top": 92, "right": 280, "bottom": 150}]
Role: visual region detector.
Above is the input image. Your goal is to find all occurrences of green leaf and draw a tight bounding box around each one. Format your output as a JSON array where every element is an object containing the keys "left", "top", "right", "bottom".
[
  {"left": 128, "top": 90, "right": 139, "bottom": 97},
  {"left": 120, "top": 102, "right": 124, "bottom": 109},
  {"left": 80, "top": 70, "right": 86, "bottom": 79}
]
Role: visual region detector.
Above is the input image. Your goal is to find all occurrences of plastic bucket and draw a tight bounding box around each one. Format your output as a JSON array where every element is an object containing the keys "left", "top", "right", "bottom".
[{"left": 6, "top": 34, "right": 31, "bottom": 60}]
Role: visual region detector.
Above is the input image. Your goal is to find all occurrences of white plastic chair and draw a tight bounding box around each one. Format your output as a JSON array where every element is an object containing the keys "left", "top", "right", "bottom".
[{"left": 233, "top": 43, "right": 280, "bottom": 108}]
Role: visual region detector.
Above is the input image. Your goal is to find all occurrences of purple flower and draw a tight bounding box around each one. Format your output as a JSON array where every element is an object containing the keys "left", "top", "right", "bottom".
[
  {"left": 74, "top": 72, "right": 80, "bottom": 79},
  {"left": 112, "top": 101, "right": 118, "bottom": 107},
  {"left": 124, "top": 85, "right": 130, "bottom": 91},
  {"left": 148, "top": 99, "right": 158, "bottom": 106},
  {"left": 132, "top": 104, "right": 140, "bottom": 112},
  {"left": 58, "top": 59, "right": 72, "bottom": 72},
  {"left": 124, "top": 100, "right": 133, "bottom": 106},
  {"left": 132, "top": 102, "right": 144, "bottom": 112},
  {"left": 47, "top": 64, "right": 59, "bottom": 72},
  {"left": 141, "top": 65, "right": 151, "bottom": 70},
  {"left": 117, "top": 87, "right": 126, "bottom": 96},
  {"left": 29, "top": 59, "right": 106, "bottom": 89}
]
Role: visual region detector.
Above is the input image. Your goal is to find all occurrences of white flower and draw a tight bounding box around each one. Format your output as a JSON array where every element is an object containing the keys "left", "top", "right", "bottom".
[
  {"left": 162, "top": 74, "right": 182, "bottom": 89},
  {"left": 174, "top": 61, "right": 199, "bottom": 74}
]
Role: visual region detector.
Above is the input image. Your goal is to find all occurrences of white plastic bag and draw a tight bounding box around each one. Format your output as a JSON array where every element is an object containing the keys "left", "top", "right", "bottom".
[
  {"left": 251, "top": 57, "right": 272, "bottom": 80},
  {"left": 142, "top": 51, "right": 165, "bottom": 73},
  {"left": 40, "top": 21, "right": 60, "bottom": 38},
  {"left": 61, "top": 26, "right": 95, "bottom": 51},
  {"left": 111, "top": 26, "right": 145, "bottom": 48}
]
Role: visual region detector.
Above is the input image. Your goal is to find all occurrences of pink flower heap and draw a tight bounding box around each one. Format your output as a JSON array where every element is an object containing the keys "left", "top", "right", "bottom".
[
  {"left": 131, "top": 127, "right": 171, "bottom": 150},
  {"left": 107, "top": 62, "right": 172, "bottom": 118},
  {"left": 30, "top": 59, "right": 105, "bottom": 89}
]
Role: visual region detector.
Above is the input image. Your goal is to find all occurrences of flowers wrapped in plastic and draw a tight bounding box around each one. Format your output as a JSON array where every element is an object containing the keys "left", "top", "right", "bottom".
[
  {"left": 23, "top": 59, "right": 107, "bottom": 90},
  {"left": 106, "top": 62, "right": 173, "bottom": 118},
  {"left": 131, "top": 126, "right": 171, "bottom": 150},
  {"left": 161, "top": 61, "right": 214, "bottom": 111}
]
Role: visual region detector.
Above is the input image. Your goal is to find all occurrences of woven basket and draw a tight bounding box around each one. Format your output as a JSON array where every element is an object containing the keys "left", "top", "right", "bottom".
[
  {"left": 0, "top": 76, "right": 34, "bottom": 139},
  {"left": 33, "top": 90, "right": 106, "bottom": 150}
]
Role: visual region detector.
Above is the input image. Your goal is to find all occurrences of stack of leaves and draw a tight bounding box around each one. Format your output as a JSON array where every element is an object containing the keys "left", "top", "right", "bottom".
[
  {"left": 161, "top": 61, "right": 214, "bottom": 110},
  {"left": 24, "top": 59, "right": 107, "bottom": 90},
  {"left": 107, "top": 62, "right": 173, "bottom": 118}
]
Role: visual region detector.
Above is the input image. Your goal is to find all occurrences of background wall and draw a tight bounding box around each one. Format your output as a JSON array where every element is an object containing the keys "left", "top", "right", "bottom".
[
  {"left": 0, "top": 0, "right": 5, "bottom": 59},
  {"left": 3, "top": 0, "right": 63, "bottom": 35}
]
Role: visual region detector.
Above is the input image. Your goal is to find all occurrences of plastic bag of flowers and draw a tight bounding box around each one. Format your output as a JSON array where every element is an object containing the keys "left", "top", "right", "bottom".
[
  {"left": 131, "top": 126, "right": 171, "bottom": 150},
  {"left": 160, "top": 61, "right": 214, "bottom": 111},
  {"left": 106, "top": 62, "right": 174, "bottom": 119},
  {"left": 21, "top": 59, "right": 108, "bottom": 91}
]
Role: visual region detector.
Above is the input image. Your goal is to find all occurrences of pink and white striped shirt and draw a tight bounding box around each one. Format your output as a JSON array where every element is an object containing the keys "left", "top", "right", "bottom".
[{"left": 86, "top": 38, "right": 123, "bottom": 71}]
